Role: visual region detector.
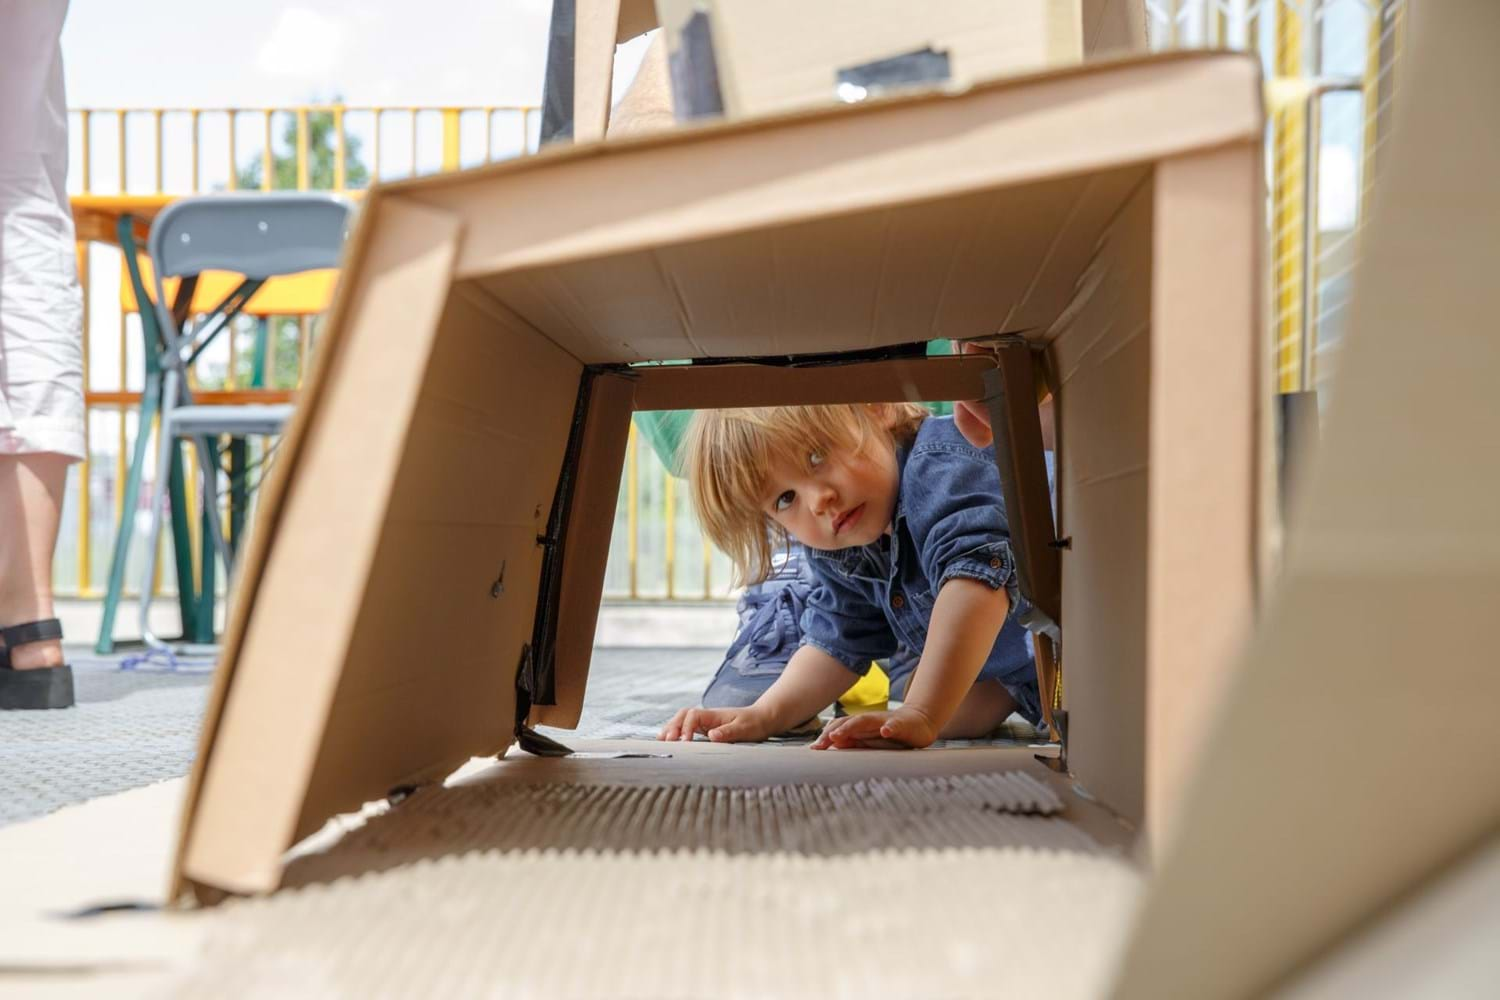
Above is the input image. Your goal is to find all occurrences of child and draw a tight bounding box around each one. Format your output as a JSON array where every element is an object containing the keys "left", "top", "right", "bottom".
[{"left": 658, "top": 402, "right": 1042, "bottom": 750}]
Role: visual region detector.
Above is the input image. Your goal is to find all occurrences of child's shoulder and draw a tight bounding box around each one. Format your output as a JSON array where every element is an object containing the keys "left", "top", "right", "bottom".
[{"left": 908, "top": 415, "right": 993, "bottom": 463}]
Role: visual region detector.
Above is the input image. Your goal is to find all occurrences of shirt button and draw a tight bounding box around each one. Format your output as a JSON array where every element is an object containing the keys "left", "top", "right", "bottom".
[
  {"left": 890, "top": 593, "right": 905, "bottom": 610},
  {"left": 989, "top": 557, "right": 1003, "bottom": 569}
]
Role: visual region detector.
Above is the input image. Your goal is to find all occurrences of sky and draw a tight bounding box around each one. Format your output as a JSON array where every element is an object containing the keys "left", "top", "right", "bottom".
[
  {"left": 62, "top": 0, "right": 647, "bottom": 109},
  {"left": 59, "top": 1, "right": 651, "bottom": 401}
]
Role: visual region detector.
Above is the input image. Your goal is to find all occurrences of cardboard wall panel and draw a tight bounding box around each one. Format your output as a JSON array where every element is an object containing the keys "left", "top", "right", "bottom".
[
  {"left": 180, "top": 197, "right": 466, "bottom": 896},
  {"left": 1049, "top": 179, "right": 1152, "bottom": 826},
  {"left": 295, "top": 281, "right": 584, "bottom": 843},
  {"left": 1114, "top": 4, "right": 1500, "bottom": 994},
  {"left": 531, "top": 372, "right": 637, "bottom": 728},
  {"left": 1145, "top": 145, "right": 1261, "bottom": 846}
]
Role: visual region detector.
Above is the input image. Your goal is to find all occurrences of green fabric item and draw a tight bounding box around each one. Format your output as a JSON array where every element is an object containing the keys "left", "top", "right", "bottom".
[{"left": 634, "top": 341, "right": 962, "bottom": 476}]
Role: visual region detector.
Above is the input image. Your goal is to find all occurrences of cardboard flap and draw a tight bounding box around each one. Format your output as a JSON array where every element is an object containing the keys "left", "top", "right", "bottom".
[{"left": 1113, "top": 3, "right": 1500, "bottom": 995}]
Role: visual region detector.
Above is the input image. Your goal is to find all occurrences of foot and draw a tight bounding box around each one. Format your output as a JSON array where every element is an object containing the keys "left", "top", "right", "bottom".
[{"left": 0, "top": 619, "right": 75, "bottom": 709}]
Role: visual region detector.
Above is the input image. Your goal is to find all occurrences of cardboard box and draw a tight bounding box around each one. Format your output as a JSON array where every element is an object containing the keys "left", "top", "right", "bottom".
[
  {"left": 171, "top": 47, "right": 1267, "bottom": 906},
  {"left": 655, "top": 0, "right": 1146, "bottom": 119},
  {"left": 154, "top": 2, "right": 1500, "bottom": 992}
]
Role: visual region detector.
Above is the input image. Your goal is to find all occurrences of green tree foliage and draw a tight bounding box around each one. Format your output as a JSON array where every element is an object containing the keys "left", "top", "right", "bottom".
[{"left": 235, "top": 102, "right": 370, "bottom": 191}]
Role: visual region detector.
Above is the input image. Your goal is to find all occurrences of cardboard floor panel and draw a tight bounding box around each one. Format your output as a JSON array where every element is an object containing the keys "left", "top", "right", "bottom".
[
  {"left": 175, "top": 848, "right": 1141, "bottom": 999},
  {"left": 280, "top": 769, "right": 1088, "bottom": 890}
]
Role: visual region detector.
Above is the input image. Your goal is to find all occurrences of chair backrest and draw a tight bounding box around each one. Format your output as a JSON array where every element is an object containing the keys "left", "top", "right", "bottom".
[
  {"left": 146, "top": 193, "right": 352, "bottom": 361},
  {"left": 148, "top": 193, "right": 351, "bottom": 282}
]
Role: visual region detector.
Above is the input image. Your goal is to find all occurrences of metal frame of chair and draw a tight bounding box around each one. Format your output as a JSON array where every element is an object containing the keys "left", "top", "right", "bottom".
[{"left": 94, "top": 193, "right": 350, "bottom": 654}]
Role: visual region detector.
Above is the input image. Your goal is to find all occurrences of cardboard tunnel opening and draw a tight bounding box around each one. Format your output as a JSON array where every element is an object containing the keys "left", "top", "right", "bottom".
[{"left": 173, "top": 51, "right": 1267, "bottom": 902}]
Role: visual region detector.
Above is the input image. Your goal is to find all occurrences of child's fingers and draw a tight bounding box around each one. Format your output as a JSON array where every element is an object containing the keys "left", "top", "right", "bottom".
[
  {"left": 678, "top": 708, "right": 706, "bottom": 741},
  {"left": 658, "top": 709, "right": 688, "bottom": 741},
  {"left": 811, "top": 715, "right": 853, "bottom": 750},
  {"left": 707, "top": 715, "right": 751, "bottom": 742}
]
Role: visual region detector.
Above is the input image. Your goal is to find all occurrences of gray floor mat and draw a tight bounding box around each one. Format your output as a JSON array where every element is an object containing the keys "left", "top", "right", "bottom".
[{"left": 0, "top": 648, "right": 718, "bottom": 827}]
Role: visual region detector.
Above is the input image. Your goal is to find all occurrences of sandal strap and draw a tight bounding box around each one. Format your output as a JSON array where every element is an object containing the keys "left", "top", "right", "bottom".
[{"left": 1, "top": 618, "right": 64, "bottom": 648}]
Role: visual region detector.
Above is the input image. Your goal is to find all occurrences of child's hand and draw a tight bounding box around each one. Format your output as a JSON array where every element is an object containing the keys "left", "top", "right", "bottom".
[
  {"left": 658, "top": 705, "right": 775, "bottom": 743},
  {"left": 810, "top": 705, "right": 939, "bottom": 750}
]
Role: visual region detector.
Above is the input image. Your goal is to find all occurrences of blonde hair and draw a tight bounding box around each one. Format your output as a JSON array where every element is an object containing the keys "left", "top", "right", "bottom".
[{"left": 686, "top": 403, "right": 928, "bottom": 586}]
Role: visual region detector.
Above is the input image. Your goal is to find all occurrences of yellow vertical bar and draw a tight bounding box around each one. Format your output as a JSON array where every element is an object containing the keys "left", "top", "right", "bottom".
[
  {"left": 627, "top": 422, "right": 639, "bottom": 600},
  {"left": 227, "top": 321, "right": 238, "bottom": 390},
  {"left": 262, "top": 111, "right": 273, "bottom": 191},
  {"left": 80, "top": 110, "right": 91, "bottom": 192},
  {"left": 372, "top": 109, "right": 382, "bottom": 181},
  {"left": 521, "top": 108, "right": 532, "bottom": 154},
  {"left": 1271, "top": 3, "right": 1306, "bottom": 393},
  {"left": 441, "top": 108, "right": 461, "bottom": 172},
  {"left": 333, "top": 106, "right": 346, "bottom": 190},
  {"left": 484, "top": 108, "right": 493, "bottom": 163},
  {"left": 185, "top": 444, "right": 200, "bottom": 592},
  {"left": 190, "top": 108, "right": 200, "bottom": 191},
  {"left": 664, "top": 473, "right": 676, "bottom": 599},
  {"left": 295, "top": 107, "right": 309, "bottom": 190},
  {"left": 409, "top": 109, "right": 418, "bottom": 176},
  {"left": 77, "top": 245, "right": 91, "bottom": 595},
  {"left": 153, "top": 109, "right": 163, "bottom": 192},
  {"left": 116, "top": 110, "right": 126, "bottom": 192},
  {"left": 227, "top": 110, "right": 237, "bottom": 191}
]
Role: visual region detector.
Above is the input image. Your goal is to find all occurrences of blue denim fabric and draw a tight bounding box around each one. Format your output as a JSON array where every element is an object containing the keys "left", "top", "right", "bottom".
[
  {"left": 799, "top": 416, "right": 1046, "bottom": 724},
  {"left": 700, "top": 545, "right": 813, "bottom": 708}
]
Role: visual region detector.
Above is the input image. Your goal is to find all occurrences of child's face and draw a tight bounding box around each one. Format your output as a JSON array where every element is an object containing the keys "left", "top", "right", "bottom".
[{"left": 761, "top": 432, "right": 900, "bottom": 552}]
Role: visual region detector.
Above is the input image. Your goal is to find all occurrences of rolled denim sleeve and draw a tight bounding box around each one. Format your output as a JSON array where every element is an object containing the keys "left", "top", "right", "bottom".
[
  {"left": 798, "top": 560, "right": 897, "bottom": 674},
  {"left": 903, "top": 443, "right": 1022, "bottom": 609}
]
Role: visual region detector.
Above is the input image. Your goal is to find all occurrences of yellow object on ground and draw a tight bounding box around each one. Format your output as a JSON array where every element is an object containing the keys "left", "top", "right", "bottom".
[{"left": 837, "top": 662, "right": 890, "bottom": 714}]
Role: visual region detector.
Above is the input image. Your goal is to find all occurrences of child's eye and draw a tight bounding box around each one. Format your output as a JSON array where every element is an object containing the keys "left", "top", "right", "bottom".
[{"left": 775, "top": 490, "right": 795, "bottom": 511}]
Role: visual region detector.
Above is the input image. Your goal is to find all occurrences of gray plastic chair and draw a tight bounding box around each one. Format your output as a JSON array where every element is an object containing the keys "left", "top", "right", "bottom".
[{"left": 138, "top": 193, "right": 351, "bottom": 651}]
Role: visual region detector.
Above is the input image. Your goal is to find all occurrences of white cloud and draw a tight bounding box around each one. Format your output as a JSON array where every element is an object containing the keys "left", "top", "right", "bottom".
[{"left": 255, "top": 6, "right": 346, "bottom": 82}]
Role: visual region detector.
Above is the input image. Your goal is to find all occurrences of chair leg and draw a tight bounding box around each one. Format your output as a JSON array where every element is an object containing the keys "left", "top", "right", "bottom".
[
  {"left": 166, "top": 438, "right": 200, "bottom": 641},
  {"left": 139, "top": 371, "right": 182, "bottom": 651},
  {"left": 96, "top": 372, "right": 162, "bottom": 654},
  {"left": 192, "top": 433, "right": 231, "bottom": 643}
]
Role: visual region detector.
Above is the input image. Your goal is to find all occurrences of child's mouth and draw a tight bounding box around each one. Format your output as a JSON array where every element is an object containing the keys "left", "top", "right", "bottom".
[{"left": 834, "top": 503, "right": 865, "bottom": 537}]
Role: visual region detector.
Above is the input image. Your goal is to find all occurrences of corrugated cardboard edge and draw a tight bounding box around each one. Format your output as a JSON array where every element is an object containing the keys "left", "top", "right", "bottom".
[{"left": 167, "top": 192, "right": 463, "bottom": 904}]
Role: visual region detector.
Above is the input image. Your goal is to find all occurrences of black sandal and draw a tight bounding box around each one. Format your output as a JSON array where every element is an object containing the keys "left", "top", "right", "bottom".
[{"left": 0, "top": 619, "right": 76, "bottom": 710}]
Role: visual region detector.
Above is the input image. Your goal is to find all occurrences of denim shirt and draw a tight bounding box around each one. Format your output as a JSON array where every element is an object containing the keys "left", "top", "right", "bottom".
[{"left": 798, "top": 416, "right": 1038, "bottom": 694}]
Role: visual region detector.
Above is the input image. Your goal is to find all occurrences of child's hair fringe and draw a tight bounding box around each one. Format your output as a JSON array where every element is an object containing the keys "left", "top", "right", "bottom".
[{"left": 685, "top": 402, "right": 927, "bottom": 586}]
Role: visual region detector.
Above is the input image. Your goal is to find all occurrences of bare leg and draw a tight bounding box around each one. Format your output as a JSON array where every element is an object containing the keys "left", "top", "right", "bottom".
[
  {"left": 0, "top": 453, "right": 70, "bottom": 668},
  {"left": 938, "top": 680, "right": 1018, "bottom": 740}
]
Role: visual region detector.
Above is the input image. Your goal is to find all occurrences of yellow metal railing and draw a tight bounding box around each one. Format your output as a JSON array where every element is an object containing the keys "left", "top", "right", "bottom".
[
  {"left": 61, "top": 103, "right": 538, "bottom": 599},
  {"left": 60, "top": 2, "right": 1407, "bottom": 603}
]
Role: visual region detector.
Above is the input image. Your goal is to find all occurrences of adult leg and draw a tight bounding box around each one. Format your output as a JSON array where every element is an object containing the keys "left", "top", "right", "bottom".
[{"left": 0, "top": 452, "right": 69, "bottom": 668}]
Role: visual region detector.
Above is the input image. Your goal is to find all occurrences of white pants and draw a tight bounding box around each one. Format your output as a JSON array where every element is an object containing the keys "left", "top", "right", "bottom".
[{"left": 0, "top": 150, "right": 84, "bottom": 460}]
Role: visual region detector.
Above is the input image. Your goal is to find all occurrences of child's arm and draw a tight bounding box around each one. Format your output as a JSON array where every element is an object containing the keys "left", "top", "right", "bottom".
[
  {"left": 658, "top": 644, "right": 859, "bottom": 743},
  {"left": 812, "top": 578, "right": 1009, "bottom": 750}
]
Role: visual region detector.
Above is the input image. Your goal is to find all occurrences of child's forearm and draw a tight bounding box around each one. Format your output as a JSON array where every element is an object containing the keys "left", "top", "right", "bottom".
[
  {"left": 901, "top": 578, "right": 1011, "bottom": 731},
  {"left": 752, "top": 644, "right": 861, "bottom": 734}
]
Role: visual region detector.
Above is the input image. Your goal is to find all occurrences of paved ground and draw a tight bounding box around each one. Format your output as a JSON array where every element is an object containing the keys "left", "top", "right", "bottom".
[{"left": 0, "top": 645, "right": 722, "bottom": 828}]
